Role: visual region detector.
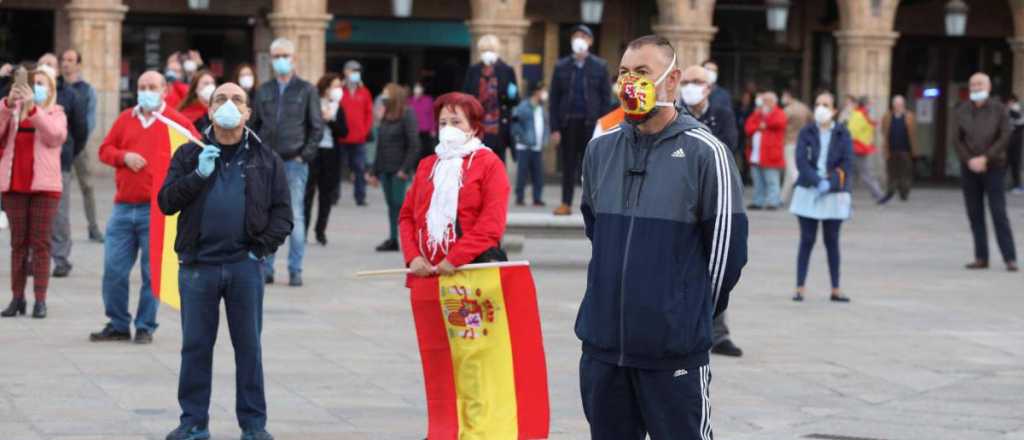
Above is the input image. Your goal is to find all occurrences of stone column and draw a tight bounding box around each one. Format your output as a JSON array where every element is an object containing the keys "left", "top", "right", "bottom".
[
  {"left": 834, "top": 30, "right": 898, "bottom": 117},
  {"left": 654, "top": 0, "right": 717, "bottom": 68},
  {"left": 1011, "top": 37, "right": 1024, "bottom": 100},
  {"left": 268, "top": 0, "right": 331, "bottom": 82},
  {"left": 468, "top": 0, "right": 530, "bottom": 81},
  {"left": 66, "top": 0, "right": 128, "bottom": 169}
]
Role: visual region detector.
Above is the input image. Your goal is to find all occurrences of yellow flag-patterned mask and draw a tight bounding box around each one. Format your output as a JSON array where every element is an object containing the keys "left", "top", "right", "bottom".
[{"left": 617, "top": 53, "right": 677, "bottom": 124}]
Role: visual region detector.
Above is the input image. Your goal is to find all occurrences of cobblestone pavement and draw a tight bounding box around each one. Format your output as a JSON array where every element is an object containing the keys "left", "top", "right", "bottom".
[{"left": 0, "top": 178, "right": 1022, "bottom": 440}]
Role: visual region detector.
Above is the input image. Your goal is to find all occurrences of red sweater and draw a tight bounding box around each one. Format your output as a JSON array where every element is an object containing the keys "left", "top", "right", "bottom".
[
  {"left": 178, "top": 102, "right": 208, "bottom": 123},
  {"left": 338, "top": 85, "right": 373, "bottom": 144},
  {"left": 744, "top": 106, "right": 787, "bottom": 169},
  {"left": 399, "top": 147, "right": 509, "bottom": 268},
  {"left": 98, "top": 105, "right": 199, "bottom": 204}
]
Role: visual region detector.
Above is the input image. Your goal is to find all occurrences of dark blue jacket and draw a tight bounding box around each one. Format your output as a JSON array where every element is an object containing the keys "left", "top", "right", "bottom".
[
  {"left": 462, "top": 59, "right": 519, "bottom": 149},
  {"left": 549, "top": 54, "right": 611, "bottom": 129},
  {"left": 688, "top": 99, "right": 738, "bottom": 154},
  {"left": 577, "top": 113, "right": 749, "bottom": 370},
  {"left": 57, "top": 77, "right": 88, "bottom": 171},
  {"left": 795, "top": 122, "right": 854, "bottom": 191}
]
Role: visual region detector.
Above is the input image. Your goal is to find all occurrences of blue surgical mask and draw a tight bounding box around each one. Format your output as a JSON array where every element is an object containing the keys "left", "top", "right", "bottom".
[
  {"left": 272, "top": 57, "right": 293, "bottom": 76},
  {"left": 347, "top": 71, "right": 361, "bottom": 84},
  {"left": 212, "top": 100, "right": 242, "bottom": 129},
  {"left": 165, "top": 69, "right": 178, "bottom": 82},
  {"left": 137, "top": 90, "right": 162, "bottom": 111},
  {"left": 32, "top": 85, "right": 48, "bottom": 104}
]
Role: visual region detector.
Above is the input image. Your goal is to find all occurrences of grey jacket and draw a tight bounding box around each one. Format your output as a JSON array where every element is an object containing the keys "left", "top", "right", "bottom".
[
  {"left": 249, "top": 76, "right": 325, "bottom": 163},
  {"left": 373, "top": 108, "right": 421, "bottom": 175}
]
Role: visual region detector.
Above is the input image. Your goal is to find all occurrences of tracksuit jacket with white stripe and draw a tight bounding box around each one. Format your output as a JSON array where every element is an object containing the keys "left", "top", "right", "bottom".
[{"left": 576, "top": 112, "right": 749, "bottom": 370}]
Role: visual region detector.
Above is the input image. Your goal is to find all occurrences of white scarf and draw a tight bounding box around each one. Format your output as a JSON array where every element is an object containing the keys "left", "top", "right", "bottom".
[{"left": 425, "top": 136, "right": 484, "bottom": 258}]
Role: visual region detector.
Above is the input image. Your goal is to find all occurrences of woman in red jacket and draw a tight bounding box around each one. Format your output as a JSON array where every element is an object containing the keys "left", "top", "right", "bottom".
[
  {"left": 399, "top": 92, "right": 509, "bottom": 277},
  {"left": 176, "top": 69, "right": 216, "bottom": 132},
  {"left": 744, "top": 91, "right": 787, "bottom": 210},
  {"left": 0, "top": 67, "right": 68, "bottom": 319}
]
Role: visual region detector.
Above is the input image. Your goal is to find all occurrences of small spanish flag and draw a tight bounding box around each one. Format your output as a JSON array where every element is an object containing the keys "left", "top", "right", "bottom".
[
  {"left": 408, "top": 263, "right": 550, "bottom": 439},
  {"left": 149, "top": 114, "right": 196, "bottom": 310}
]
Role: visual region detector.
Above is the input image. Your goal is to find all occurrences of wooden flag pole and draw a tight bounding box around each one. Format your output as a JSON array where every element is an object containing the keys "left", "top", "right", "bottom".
[{"left": 354, "top": 261, "right": 530, "bottom": 278}]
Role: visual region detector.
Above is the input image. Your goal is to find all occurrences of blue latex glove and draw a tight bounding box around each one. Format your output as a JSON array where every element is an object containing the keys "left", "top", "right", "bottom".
[
  {"left": 248, "top": 252, "right": 259, "bottom": 261},
  {"left": 507, "top": 82, "right": 518, "bottom": 100},
  {"left": 196, "top": 145, "right": 221, "bottom": 178},
  {"left": 816, "top": 179, "right": 831, "bottom": 194}
]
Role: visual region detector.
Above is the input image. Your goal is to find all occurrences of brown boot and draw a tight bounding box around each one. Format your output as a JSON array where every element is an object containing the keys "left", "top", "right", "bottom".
[
  {"left": 1008, "top": 261, "right": 1019, "bottom": 272},
  {"left": 965, "top": 260, "right": 989, "bottom": 270},
  {"left": 552, "top": 204, "right": 571, "bottom": 216}
]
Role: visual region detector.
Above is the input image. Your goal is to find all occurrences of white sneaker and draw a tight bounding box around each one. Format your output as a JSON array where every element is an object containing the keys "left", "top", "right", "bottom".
[{"left": 0, "top": 211, "right": 7, "bottom": 230}]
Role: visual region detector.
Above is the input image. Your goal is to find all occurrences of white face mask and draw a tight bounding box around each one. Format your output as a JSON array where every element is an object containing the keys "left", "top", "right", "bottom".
[
  {"left": 706, "top": 70, "right": 718, "bottom": 85},
  {"left": 438, "top": 125, "right": 469, "bottom": 150},
  {"left": 183, "top": 60, "right": 198, "bottom": 73},
  {"left": 540, "top": 91, "right": 549, "bottom": 102},
  {"left": 571, "top": 38, "right": 589, "bottom": 55},
  {"left": 413, "top": 86, "right": 424, "bottom": 97},
  {"left": 814, "top": 105, "right": 834, "bottom": 125},
  {"left": 329, "top": 87, "right": 343, "bottom": 102},
  {"left": 198, "top": 84, "right": 215, "bottom": 103},
  {"left": 755, "top": 96, "right": 764, "bottom": 108},
  {"left": 481, "top": 51, "right": 499, "bottom": 66},
  {"left": 680, "top": 84, "right": 706, "bottom": 106},
  {"left": 238, "top": 75, "right": 254, "bottom": 90},
  {"left": 970, "top": 90, "right": 989, "bottom": 103}
]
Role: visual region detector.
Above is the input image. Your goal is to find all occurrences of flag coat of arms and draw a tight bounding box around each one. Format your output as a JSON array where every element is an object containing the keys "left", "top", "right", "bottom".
[
  {"left": 149, "top": 114, "right": 196, "bottom": 310},
  {"left": 408, "top": 263, "right": 549, "bottom": 439}
]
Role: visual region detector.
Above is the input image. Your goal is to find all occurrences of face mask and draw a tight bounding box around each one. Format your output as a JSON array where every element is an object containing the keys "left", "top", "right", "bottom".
[
  {"left": 969, "top": 90, "right": 989, "bottom": 103},
  {"left": 706, "top": 70, "right": 718, "bottom": 85},
  {"left": 183, "top": 60, "right": 198, "bottom": 73},
  {"left": 329, "top": 87, "right": 343, "bottom": 102},
  {"left": 32, "top": 84, "right": 48, "bottom": 104},
  {"left": 347, "top": 71, "right": 361, "bottom": 84},
  {"left": 438, "top": 125, "right": 469, "bottom": 150},
  {"left": 680, "top": 84, "right": 705, "bottom": 107},
  {"left": 540, "top": 91, "right": 549, "bottom": 102},
  {"left": 481, "top": 51, "right": 499, "bottom": 66},
  {"left": 272, "top": 57, "right": 293, "bottom": 76},
  {"left": 414, "top": 86, "right": 424, "bottom": 97},
  {"left": 212, "top": 99, "right": 243, "bottom": 129},
  {"left": 137, "top": 90, "right": 162, "bottom": 111},
  {"left": 1011, "top": 103, "right": 1021, "bottom": 112},
  {"left": 165, "top": 69, "right": 178, "bottom": 82},
  {"left": 814, "top": 105, "right": 834, "bottom": 125},
  {"left": 198, "top": 84, "right": 215, "bottom": 102},
  {"left": 617, "top": 53, "right": 677, "bottom": 125},
  {"left": 239, "top": 75, "right": 254, "bottom": 90},
  {"left": 755, "top": 96, "right": 764, "bottom": 108},
  {"left": 571, "top": 38, "right": 589, "bottom": 55}
]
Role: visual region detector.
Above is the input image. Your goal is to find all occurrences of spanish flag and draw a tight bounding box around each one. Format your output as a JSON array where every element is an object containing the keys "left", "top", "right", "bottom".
[
  {"left": 408, "top": 263, "right": 549, "bottom": 439},
  {"left": 149, "top": 113, "right": 198, "bottom": 310}
]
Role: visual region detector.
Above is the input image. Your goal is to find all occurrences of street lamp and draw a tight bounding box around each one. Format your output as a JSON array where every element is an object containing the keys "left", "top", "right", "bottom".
[
  {"left": 944, "top": 0, "right": 968, "bottom": 37},
  {"left": 581, "top": 0, "right": 603, "bottom": 24},
  {"left": 187, "top": 0, "right": 209, "bottom": 10},
  {"left": 766, "top": 0, "right": 790, "bottom": 32},
  {"left": 392, "top": 0, "right": 412, "bottom": 18}
]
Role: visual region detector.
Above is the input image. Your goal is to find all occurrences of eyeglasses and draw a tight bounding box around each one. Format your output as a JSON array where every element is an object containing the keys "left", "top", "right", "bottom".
[{"left": 212, "top": 94, "right": 247, "bottom": 106}]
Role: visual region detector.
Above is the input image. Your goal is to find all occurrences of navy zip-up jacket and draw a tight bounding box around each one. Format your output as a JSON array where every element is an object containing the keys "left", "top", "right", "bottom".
[
  {"left": 576, "top": 112, "right": 748, "bottom": 370},
  {"left": 794, "top": 122, "right": 854, "bottom": 191}
]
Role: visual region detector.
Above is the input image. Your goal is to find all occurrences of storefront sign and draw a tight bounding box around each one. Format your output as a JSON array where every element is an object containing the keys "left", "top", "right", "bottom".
[{"left": 327, "top": 18, "right": 471, "bottom": 48}]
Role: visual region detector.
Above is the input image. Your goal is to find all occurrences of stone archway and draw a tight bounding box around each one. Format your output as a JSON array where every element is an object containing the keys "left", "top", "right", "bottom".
[
  {"left": 834, "top": 0, "right": 900, "bottom": 117},
  {"left": 653, "top": 0, "right": 718, "bottom": 68}
]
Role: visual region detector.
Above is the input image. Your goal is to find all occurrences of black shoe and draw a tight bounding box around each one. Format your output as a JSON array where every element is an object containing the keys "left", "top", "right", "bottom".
[
  {"left": 533, "top": 200, "right": 546, "bottom": 207},
  {"left": 1008, "top": 262, "right": 1019, "bottom": 272},
  {"left": 52, "top": 263, "right": 72, "bottom": 278},
  {"left": 830, "top": 294, "right": 851, "bottom": 303},
  {"left": 134, "top": 329, "right": 153, "bottom": 344},
  {"left": 711, "top": 339, "right": 743, "bottom": 357},
  {"left": 765, "top": 205, "right": 779, "bottom": 211},
  {"left": 264, "top": 274, "right": 274, "bottom": 285},
  {"left": 88, "top": 226, "right": 105, "bottom": 243},
  {"left": 241, "top": 429, "right": 274, "bottom": 440},
  {"left": 375, "top": 239, "right": 399, "bottom": 252},
  {"left": 356, "top": 200, "right": 368, "bottom": 207},
  {"left": 0, "top": 298, "right": 27, "bottom": 317},
  {"left": 515, "top": 199, "right": 526, "bottom": 207},
  {"left": 792, "top": 292, "right": 804, "bottom": 302},
  {"left": 878, "top": 192, "right": 894, "bottom": 205},
  {"left": 89, "top": 324, "right": 131, "bottom": 342},
  {"left": 316, "top": 232, "right": 327, "bottom": 246},
  {"left": 166, "top": 424, "right": 210, "bottom": 440},
  {"left": 31, "top": 301, "right": 46, "bottom": 319},
  {"left": 746, "top": 204, "right": 763, "bottom": 211},
  {"left": 289, "top": 272, "right": 303, "bottom": 287},
  {"left": 965, "top": 260, "right": 989, "bottom": 270}
]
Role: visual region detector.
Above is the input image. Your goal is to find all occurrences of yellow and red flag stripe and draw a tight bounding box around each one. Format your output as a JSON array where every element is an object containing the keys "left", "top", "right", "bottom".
[
  {"left": 149, "top": 115, "right": 195, "bottom": 310},
  {"left": 408, "top": 263, "right": 549, "bottom": 439}
]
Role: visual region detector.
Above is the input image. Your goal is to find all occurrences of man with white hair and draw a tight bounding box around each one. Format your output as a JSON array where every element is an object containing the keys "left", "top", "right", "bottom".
[
  {"left": 954, "top": 72, "right": 1017, "bottom": 271},
  {"left": 462, "top": 34, "right": 519, "bottom": 163},
  {"left": 248, "top": 37, "right": 325, "bottom": 287}
]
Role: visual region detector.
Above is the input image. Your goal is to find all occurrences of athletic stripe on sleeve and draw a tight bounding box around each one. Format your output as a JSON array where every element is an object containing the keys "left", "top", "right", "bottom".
[{"left": 685, "top": 128, "right": 733, "bottom": 310}]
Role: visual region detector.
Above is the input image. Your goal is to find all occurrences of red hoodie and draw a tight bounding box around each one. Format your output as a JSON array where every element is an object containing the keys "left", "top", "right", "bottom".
[
  {"left": 744, "top": 106, "right": 787, "bottom": 169},
  {"left": 98, "top": 104, "right": 199, "bottom": 204},
  {"left": 399, "top": 147, "right": 509, "bottom": 268},
  {"left": 338, "top": 85, "right": 373, "bottom": 145}
]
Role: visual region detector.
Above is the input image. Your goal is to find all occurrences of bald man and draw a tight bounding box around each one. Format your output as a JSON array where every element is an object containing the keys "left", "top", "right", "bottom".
[
  {"left": 462, "top": 34, "right": 520, "bottom": 163},
  {"left": 159, "top": 82, "right": 290, "bottom": 440},
  {"left": 90, "top": 71, "right": 200, "bottom": 344},
  {"left": 954, "top": 72, "right": 1017, "bottom": 271}
]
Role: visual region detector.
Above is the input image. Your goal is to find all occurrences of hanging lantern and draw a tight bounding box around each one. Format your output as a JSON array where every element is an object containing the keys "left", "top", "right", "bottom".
[
  {"left": 944, "top": 0, "right": 968, "bottom": 37},
  {"left": 581, "top": 0, "right": 604, "bottom": 24},
  {"left": 392, "top": 0, "right": 413, "bottom": 18},
  {"left": 766, "top": 0, "right": 790, "bottom": 32}
]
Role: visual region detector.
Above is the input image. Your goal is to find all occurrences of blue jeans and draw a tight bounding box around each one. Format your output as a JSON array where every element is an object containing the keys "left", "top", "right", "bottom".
[
  {"left": 263, "top": 160, "right": 307, "bottom": 276},
  {"left": 515, "top": 149, "right": 544, "bottom": 203},
  {"left": 178, "top": 258, "right": 266, "bottom": 431},
  {"left": 341, "top": 143, "right": 367, "bottom": 204},
  {"left": 101, "top": 203, "right": 158, "bottom": 332},
  {"left": 751, "top": 166, "right": 782, "bottom": 208}
]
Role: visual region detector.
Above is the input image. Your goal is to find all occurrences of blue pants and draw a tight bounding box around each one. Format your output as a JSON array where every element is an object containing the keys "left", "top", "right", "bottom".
[
  {"left": 515, "top": 149, "right": 544, "bottom": 204},
  {"left": 101, "top": 203, "right": 158, "bottom": 333},
  {"left": 751, "top": 166, "right": 782, "bottom": 208},
  {"left": 264, "top": 160, "right": 307, "bottom": 276},
  {"left": 178, "top": 258, "right": 266, "bottom": 431},
  {"left": 580, "top": 354, "right": 713, "bottom": 440},
  {"left": 341, "top": 143, "right": 367, "bottom": 204},
  {"left": 797, "top": 216, "right": 842, "bottom": 289}
]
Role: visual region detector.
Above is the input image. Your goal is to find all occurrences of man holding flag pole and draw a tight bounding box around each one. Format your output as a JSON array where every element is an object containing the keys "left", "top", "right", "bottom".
[{"left": 89, "top": 71, "right": 199, "bottom": 345}]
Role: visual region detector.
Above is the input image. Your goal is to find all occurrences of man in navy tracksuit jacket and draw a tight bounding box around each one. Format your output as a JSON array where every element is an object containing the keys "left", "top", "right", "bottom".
[{"left": 576, "top": 36, "right": 748, "bottom": 440}]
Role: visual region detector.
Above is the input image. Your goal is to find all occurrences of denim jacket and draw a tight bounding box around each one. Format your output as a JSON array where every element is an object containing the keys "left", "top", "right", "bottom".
[{"left": 511, "top": 100, "right": 549, "bottom": 151}]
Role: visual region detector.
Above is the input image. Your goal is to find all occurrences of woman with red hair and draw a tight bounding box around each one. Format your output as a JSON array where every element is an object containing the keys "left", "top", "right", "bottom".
[{"left": 399, "top": 92, "right": 510, "bottom": 277}]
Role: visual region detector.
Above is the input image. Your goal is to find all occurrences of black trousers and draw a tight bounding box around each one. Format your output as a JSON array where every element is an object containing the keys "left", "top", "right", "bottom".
[
  {"left": 484, "top": 132, "right": 509, "bottom": 163},
  {"left": 1009, "top": 132, "right": 1023, "bottom": 188},
  {"left": 961, "top": 164, "right": 1017, "bottom": 263},
  {"left": 417, "top": 131, "right": 435, "bottom": 163},
  {"left": 304, "top": 146, "right": 341, "bottom": 237},
  {"left": 561, "top": 118, "right": 594, "bottom": 206}
]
